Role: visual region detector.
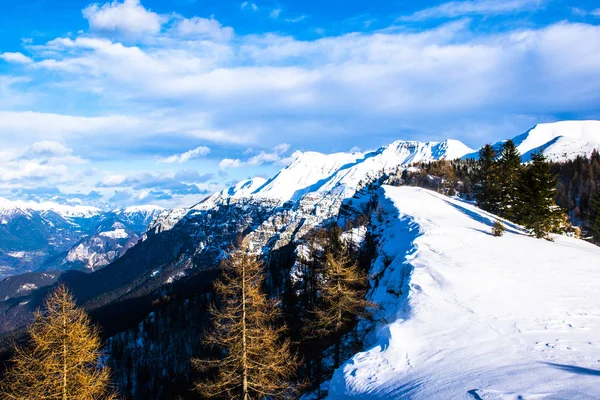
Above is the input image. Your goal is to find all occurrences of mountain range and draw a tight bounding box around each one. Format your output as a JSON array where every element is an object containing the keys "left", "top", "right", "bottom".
[{"left": 0, "top": 200, "right": 164, "bottom": 277}]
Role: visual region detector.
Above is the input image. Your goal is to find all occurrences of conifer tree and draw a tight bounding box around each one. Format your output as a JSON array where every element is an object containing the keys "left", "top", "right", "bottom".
[
  {"left": 590, "top": 189, "right": 600, "bottom": 243},
  {"left": 304, "top": 250, "right": 371, "bottom": 369},
  {"left": 497, "top": 140, "right": 522, "bottom": 219},
  {"left": 193, "top": 242, "right": 298, "bottom": 399},
  {"left": 474, "top": 144, "right": 501, "bottom": 213},
  {"left": 0, "top": 285, "right": 116, "bottom": 400},
  {"left": 515, "top": 152, "right": 565, "bottom": 238}
]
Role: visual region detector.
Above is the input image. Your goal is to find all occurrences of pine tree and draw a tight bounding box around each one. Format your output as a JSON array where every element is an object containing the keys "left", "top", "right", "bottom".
[
  {"left": 193, "top": 242, "right": 298, "bottom": 399},
  {"left": 590, "top": 189, "right": 600, "bottom": 243},
  {"left": 497, "top": 140, "right": 522, "bottom": 219},
  {"left": 474, "top": 144, "right": 501, "bottom": 213},
  {"left": 0, "top": 285, "right": 116, "bottom": 400},
  {"left": 515, "top": 152, "right": 565, "bottom": 239},
  {"left": 304, "top": 250, "right": 371, "bottom": 369}
]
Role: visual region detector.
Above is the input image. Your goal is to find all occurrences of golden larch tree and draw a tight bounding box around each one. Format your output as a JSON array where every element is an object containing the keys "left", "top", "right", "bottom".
[
  {"left": 1, "top": 284, "right": 117, "bottom": 400},
  {"left": 305, "top": 251, "right": 372, "bottom": 368},
  {"left": 193, "top": 242, "right": 298, "bottom": 399}
]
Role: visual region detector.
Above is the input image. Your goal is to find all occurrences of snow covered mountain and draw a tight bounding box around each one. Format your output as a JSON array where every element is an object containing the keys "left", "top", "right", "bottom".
[
  {"left": 0, "top": 197, "right": 102, "bottom": 219},
  {"left": 0, "top": 199, "right": 164, "bottom": 277},
  {"left": 329, "top": 186, "right": 600, "bottom": 399},
  {"left": 466, "top": 120, "right": 600, "bottom": 162},
  {"left": 197, "top": 139, "right": 473, "bottom": 210}
]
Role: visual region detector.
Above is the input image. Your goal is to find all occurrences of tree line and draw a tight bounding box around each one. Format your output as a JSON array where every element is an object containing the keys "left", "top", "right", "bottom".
[
  {"left": 392, "top": 143, "right": 600, "bottom": 241},
  {"left": 1, "top": 223, "right": 373, "bottom": 399}
]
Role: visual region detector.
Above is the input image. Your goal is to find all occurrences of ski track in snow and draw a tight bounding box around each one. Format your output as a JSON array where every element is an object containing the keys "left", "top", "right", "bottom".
[{"left": 329, "top": 186, "right": 600, "bottom": 400}]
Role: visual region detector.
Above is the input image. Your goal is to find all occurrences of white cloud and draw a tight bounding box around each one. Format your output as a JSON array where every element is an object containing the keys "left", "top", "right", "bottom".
[
  {"left": 285, "top": 15, "right": 308, "bottom": 23},
  {"left": 270, "top": 8, "right": 282, "bottom": 19},
  {"left": 0, "top": 76, "right": 33, "bottom": 108},
  {"left": 592, "top": 9, "right": 600, "bottom": 17},
  {"left": 0, "top": 52, "right": 33, "bottom": 64},
  {"left": 241, "top": 2, "right": 258, "bottom": 11},
  {"left": 219, "top": 143, "right": 292, "bottom": 169},
  {"left": 398, "top": 0, "right": 541, "bottom": 21},
  {"left": 82, "top": 0, "right": 165, "bottom": 36},
  {"left": 17, "top": 21, "right": 600, "bottom": 137},
  {"left": 27, "top": 140, "right": 73, "bottom": 157},
  {"left": 158, "top": 145, "right": 211, "bottom": 163},
  {"left": 174, "top": 17, "right": 234, "bottom": 40},
  {"left": 0, "top": 141, "right": 88, "bottom": 186},
  {"left": 0, "top": 111, "right": 250, "bottom": 147},
  {"left": 2, "top": 6, "right": 600, "bottom": 185},
  {"left": 219, "top": 158, "right": 242, "bottom": 169}
]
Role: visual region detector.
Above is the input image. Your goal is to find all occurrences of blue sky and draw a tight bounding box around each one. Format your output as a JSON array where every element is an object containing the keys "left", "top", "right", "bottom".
[{"left": 1, "top": 0, "right": 600, "bottom": 207}]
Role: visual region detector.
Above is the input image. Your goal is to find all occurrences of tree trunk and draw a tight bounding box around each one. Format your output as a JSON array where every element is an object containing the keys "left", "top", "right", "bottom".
[
  {"left": 62, "top": 296, "right": 68, "bottom": 400},
  {"left": 242, "top": 255, "right": 249, "bottom": 400}
]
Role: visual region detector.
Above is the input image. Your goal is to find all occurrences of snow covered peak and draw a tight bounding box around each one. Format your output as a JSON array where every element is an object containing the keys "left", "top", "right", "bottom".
[
  {"left": 0, "top": 197, "right": 101, "bottom": 218},
  {"left": 226, "top": 177, "right": 268, "bottom": 198},
  {"left": 384, "top": 139, "right": 474, "bottom": 163},
  {"left": 253, "top": 151, "right": 365, "bottom": 202},
  {"left": 249, "top": 139, "right": 473, "bottom": 203},
  {"left": 195, "top": 139, "right": 473, "bottom": 208},
  {"left": 514, "top": 120, "right": 600, "bottom": 161},
  {"left": 466, "top": 120, "right": 600, "bottom": 162},
  {"left": 193, "top": 177, "right": 269, "bottom": 211}
]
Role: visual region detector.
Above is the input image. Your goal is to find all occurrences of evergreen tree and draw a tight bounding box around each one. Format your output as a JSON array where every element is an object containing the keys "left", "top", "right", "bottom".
[
  {"left": 1, "top": 285, "right": 116, "bottom": 400},
  {"left": 193, "top": 242, "right": 298, "bottom": 399},
  {"left": 497, "top": 140, "right": 522, "bottom": 219},
  {"left": 590, "top": 189, "right": 600, "bottom": 243},
  {"left": 304, "top": 250, "right": 371, "bottom": 369},
  {"left": 515, "top": 152, "right": 565, "bottom": 238},
  {"left": 474, "top": 144, "right": 501, "bottom": 213}
]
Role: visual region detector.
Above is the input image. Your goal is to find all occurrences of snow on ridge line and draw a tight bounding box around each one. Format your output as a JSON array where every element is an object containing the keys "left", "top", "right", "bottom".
[
  {"left": 115, "top": 205, "right": 166, "bottom": 214},
  {"left": 0, "top": 196, "right": 101, "bottom": 218},
  {"left": 465, "top": 120, "right": 600, "bottom": 162},
  {"left": 209, "top": 139, "right": 474, "bottom": 206},
  {"left": 329, "top": 186, "right": 600, "bottom": 399}
]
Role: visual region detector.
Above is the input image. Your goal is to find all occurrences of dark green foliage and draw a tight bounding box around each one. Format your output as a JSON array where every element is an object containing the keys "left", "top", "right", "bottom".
[
  {"left": 497, "top": 140, "right": 522, "bottom": 219},
  {"left": 550, "top": 150, "right": 600, "bottom": 233},
  {"left": 590, "top": 189, "right": 600, "bottom": 242},
  {"left": 473, "top": 144, "right": 501, "bottom": 214},
  {"left": 515, "top": 152, "right": 565, "bottom": 238}
]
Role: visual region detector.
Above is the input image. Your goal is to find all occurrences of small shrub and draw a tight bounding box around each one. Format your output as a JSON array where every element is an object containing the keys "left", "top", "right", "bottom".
[{"left": 492, "top": 220, "right": 505, "bottom": 237}]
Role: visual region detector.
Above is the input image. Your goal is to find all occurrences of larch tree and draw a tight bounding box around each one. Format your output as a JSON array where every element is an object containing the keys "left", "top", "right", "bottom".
[
  {"left": 515, "top": 152, "right": 565, "bottom": 238},
  {"left": 497, "top": 139, "right": 522, "bottom": 219},
  {"left": 304, "top": 250, "right": 371, "bottom": 369},
  {"left": 0, "top": 284, "right": 117, "bottom": 400},
  {"left": 193, "top": 242, "right": 298, "bottom": 400}
]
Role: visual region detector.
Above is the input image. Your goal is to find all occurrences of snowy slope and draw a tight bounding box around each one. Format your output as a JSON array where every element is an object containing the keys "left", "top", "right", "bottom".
[
  {"left": 466, "top": 120, "right": 600, "bottom": 162},
  {"left": 329, "top": 186, "right": 600, "bottom": 399}
]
